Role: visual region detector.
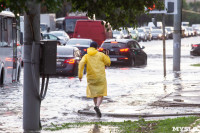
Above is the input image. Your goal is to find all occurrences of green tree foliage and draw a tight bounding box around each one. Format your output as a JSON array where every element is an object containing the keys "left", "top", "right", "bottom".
[
  {"left": 67, "top": 0, "right": 163, "bottom": 29},
  {"left": 0, "top": 0, "right": 64, "bottom": 15},
  {"left": 0, "top": 0, "right": 163, "bottom": 29}
]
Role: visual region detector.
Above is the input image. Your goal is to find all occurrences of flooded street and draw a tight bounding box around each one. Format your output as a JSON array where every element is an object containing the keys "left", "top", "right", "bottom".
[{"left": 1, "top": 36, "right": 200, "bottom": 132}]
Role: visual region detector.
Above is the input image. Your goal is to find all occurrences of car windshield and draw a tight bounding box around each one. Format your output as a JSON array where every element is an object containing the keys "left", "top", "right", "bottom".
[
  {"left": 64, "top": 18, "right": 87, "bottom": 33},
  {"left": 40, "top": 24, "right": 48, "bottom": 32},
  {"left": 137, "top": 29, "right": 144, "bottom": 32},
  {"left": 122, "top": 30, "right": 129, "bottom": 34},
  {"left": 51, "top": 32, "right": 64, "bottom": 36},
  {"left": 67, "top": 39, "right": 90, "bottom": 46},
  {"left": 166, "top": 28, "right": 172, "bottom": 31},
  {"left": 113, "top": 30, "right": 121, "bottom": 34},
  {"left": 145, "top": 28, "right": 150, "bottom": 31},
  {"left": 57, "top": 47, "right": 73, "bottom": 56},
  {"left": 131, "top": 30, "right": 137, "bottom": 34},
  {"left": 152, "top": 30, "right": 162, "bottom": 33},
  {"left": 101, "top": 42, "right": 127, "bottom": 49}
]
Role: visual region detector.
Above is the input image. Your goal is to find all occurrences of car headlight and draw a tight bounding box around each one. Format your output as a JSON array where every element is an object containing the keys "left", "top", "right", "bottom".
[{"left": 158, "top": 34, "right": 162, "bottom": 37}]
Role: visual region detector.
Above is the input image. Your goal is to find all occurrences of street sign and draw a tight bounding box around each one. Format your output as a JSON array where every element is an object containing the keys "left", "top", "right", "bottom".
[{"left": 148, "top": 0, "right": 177, "bottom": 14}]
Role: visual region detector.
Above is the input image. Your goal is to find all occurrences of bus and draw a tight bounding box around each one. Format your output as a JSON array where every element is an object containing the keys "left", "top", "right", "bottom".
[
  {"left": 63, "top": 15, "right": 89, "bottom": 38},
  {"left": 0, "top": 11, "right": 22, "bottom": 85}
]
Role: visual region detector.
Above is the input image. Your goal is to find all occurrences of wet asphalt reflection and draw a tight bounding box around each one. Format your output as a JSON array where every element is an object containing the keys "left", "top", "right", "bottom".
[{"left": 1, "top": 36, "right": 200, "bottom": 132}]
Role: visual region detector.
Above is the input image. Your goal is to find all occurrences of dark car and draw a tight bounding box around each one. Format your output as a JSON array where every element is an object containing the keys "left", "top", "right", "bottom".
[
  {"left": 56, "top": 46, "right": 81, "bottom": 76},
  {"left": 190, "top": 43, "right": 200, "bottom": 56},
  {"left": 66, "top": 38, "right": 93, "bottom": 57},
  {"left": 99, "top": 39, "right": 147, "bottom": 66}
]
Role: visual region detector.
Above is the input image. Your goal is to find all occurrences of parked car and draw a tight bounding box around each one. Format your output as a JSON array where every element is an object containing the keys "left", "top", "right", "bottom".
[
  {"left": 99, "top": 39, "right": 147, "bottom": 66},
  {"left": 137, "top": 28, "right": 148, "bottom": 41},
  {"left": 112, "top": 30, "right": 124, "bottom": 39},
  {"left": 43, "top": 33, "right": 66, "bottom": 45},
  {"left": 190, "top": 43, "right": 200, "bottom": 56},
  {"left": 66, "top": 38, "right": 93, "bottom": 57},
  {"left": 120, "top": 28, "right": 132, "bottom": 39},
  {"left": 165, "top": 26, "right": 174, "bottom": 39},
  {"left": 56, "top": 46, "right": 81, "bottom": 76},
  {"left": 186, "top": 27, "right": 195, "bottom": 37},
  {"left": 182, "top": 26, "right": 189, "bottom": 38},
  {"left": 49, "top": 30, "right": 70, "bottom": 45},
  {"left": 151, "top": 29, "right": 163, "bottom": 40},
  {"left": 144, "top": 27, "right": 152, "bottom": 41},
  {"left": 129, "top": 29, "right": 139, "bottom": 41}
]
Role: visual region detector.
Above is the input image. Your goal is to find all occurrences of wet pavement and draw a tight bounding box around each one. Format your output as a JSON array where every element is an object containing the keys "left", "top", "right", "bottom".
[{"left": 1, "top": 36, "right": 200, "bottom": 132}]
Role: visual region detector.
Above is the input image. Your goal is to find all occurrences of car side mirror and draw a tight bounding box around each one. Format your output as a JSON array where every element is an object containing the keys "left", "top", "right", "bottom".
[{"left": 141, "top": 46, "right": 145, "bottom": 49}]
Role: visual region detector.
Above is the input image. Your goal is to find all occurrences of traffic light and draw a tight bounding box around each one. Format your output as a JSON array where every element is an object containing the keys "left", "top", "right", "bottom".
[
  {"left": 148, "top": 4, "right": 155, "bottom": 11},
  {"left": 152, "top": 18, "right": 157, "bottom": 27}
]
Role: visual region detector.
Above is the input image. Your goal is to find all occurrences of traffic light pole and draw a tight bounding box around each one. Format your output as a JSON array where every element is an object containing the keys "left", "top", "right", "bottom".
[{"left": 173, "top": 0, "right": 182, "bottom": 71}]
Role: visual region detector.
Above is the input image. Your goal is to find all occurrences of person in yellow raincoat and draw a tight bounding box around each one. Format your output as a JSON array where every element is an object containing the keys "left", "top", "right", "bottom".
[{"left": 78, "top": 41, "right": 111, "bottom": 118}]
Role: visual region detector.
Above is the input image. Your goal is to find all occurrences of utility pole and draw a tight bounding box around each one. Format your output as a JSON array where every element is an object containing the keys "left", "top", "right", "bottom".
[
  {"left": 162, "top": 14, "right": 166, "bottom": 77},
  {"left": 23, "top": 0, "right": 41, "bottom": 132},
  {"left": 173, "top": 0, "right": 182, "bottom": 71}
]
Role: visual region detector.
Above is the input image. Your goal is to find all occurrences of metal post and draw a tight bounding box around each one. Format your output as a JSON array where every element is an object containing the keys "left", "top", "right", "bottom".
[
  {"left": 162, "top": 14, "right": 166, "bottom": 77},
  {"left": 23, "top": 0, "right": 41, "bottom": 131},
  {"left": 173, "top": 0, "right": 182, "bottom": 71}
]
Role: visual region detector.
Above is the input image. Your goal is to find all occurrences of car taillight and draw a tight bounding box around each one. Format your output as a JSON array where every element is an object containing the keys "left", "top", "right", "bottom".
[
  {"left": 64, "top": 59, "right": 75, "bottom": 64},
  {"left": 83, "top": 49, "right": 87, "bottom": 52},
  {"left": 119, "top": 57, "right": 128, "bottom": 60},
  {"left": 120, "top": 48, "right": 129, "bottom": 52},
  {"left": 192, "top": 44, "right": 200, "bottom": 47},
  {"left": 5, "top": 57, "right": 13, "bottom": 62},
  {"left": 98, "top": 48, "right": 104, "bottom": 52},
  {"left": 111, "top": 41, "right": 118, "bottom": 43}
]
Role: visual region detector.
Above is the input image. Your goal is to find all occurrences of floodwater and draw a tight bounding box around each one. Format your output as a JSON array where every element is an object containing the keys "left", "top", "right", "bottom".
[{"left": 1, "top": 36, "right": 200, "bottom": 132}]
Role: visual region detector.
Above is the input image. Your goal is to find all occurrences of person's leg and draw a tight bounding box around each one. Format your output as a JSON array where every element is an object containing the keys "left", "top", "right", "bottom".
[
  {"left": 96, "top": 96, "right": 103, "bottom": 107},
  {"left": 94, "top": 96, "right": 103, "bottom": 118},
  {"left": 93, "top": 97, "right": 97, "bottom": 106}
]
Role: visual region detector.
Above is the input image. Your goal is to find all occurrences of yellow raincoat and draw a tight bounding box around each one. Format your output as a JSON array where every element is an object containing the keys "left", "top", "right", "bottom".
[{"left": 78, "top": 47, "right": 111, "bottom": 98}]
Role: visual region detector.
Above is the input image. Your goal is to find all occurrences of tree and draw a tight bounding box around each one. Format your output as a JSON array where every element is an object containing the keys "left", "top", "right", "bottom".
[
  {"left": 0, "top": 0, "right": 163, "bottom": 29},
  {"left": 67, "top": 0, "right": 163, "bottom": 29}
]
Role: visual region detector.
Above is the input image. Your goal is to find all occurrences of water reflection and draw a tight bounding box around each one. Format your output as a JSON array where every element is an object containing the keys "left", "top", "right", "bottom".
[
  {"left": 173, "top": 71, "right": 184, "bottom": 102},
  {"left": 173, "top": 71, "right": 183, "bottom": 91},
  {"left": 90, "top": 124, "right": 100, "bottom": 133}
]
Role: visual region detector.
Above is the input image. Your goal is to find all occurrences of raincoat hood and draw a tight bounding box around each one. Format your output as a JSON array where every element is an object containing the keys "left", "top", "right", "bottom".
[{"left": 87, "top": 47, "right": 98, "bottom": 56}]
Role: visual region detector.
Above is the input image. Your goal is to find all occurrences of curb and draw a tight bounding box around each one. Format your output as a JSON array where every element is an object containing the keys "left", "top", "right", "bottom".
[{"left": 78, "top": 110, "right": 200, "bottom": 118}]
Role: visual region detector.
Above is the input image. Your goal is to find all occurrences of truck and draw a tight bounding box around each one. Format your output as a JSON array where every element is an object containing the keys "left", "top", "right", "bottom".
[
  {"left": 40, "top": 14, "right": 56, "bottom": 32},
  {"left": 73, "top": 20, "right": 113, "bottom": 46}
]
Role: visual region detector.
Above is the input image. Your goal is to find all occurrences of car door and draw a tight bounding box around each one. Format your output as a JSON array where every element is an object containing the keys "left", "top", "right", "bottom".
[
  {"left": 128, "top": 41, "right": 140, "bottom": 65},
  {"left": 133, "top": 41, "right": 147, "bottom": 65}
]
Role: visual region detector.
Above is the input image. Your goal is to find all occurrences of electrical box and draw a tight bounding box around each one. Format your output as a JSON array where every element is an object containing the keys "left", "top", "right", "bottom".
[{"left": 40, "top": 40, "right": 57, "bottom": 75}]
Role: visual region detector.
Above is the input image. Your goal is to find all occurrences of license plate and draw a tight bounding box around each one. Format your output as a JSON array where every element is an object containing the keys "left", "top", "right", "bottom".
[
  {"left": 57, "top": 62, "right": 61, "bottom": 65},
  {"left": 110, "top": 58, "right": 117, "bottom": 61}
]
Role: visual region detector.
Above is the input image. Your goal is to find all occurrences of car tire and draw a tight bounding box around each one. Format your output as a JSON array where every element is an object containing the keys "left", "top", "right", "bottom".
[
  {"left": 17, "top": 67, "right": 21, "bottom": 82},
  {"left": 57, "top": 41, "right": 61, "bottom": 45},
  {"left": 144, "top": 58, "right": 147, "bottom": 65},
  {"left": 73, "top": 64, "right": 78, "bottom": 76}
]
